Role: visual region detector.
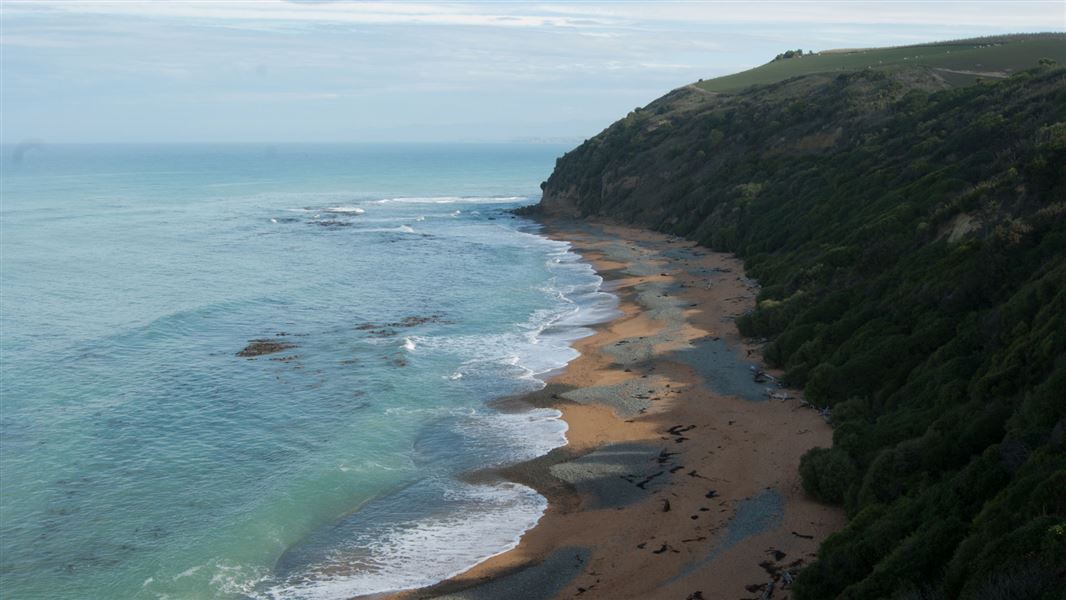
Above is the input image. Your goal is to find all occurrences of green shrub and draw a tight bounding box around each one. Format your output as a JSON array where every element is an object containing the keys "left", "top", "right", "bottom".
[
  {"left": 800, "top": 447, "right": 859, "bottom": 504},
  {"left": 541, "top": 65, "right": 1066, "bottom": 599}
]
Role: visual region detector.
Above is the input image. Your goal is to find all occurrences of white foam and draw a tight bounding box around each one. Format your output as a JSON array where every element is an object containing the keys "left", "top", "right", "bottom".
[
  {"left": 256, "top": 483, "right": 547, "bottom": 600},
  {"left": 414, "top": 330, "right": 579, "bottom": 384},
  {"left": 246, "top": 217, "right": 617, "bottom": 600},
  {"left": 407, "top": 233, "right": 618, "bottom": 387},
  {"left": 181, "top": 559, "right": 271, "bottom": 598},
  {"left": 382, "top": 406, "right": 474, "bottom": 418},
  {"left": 371, "top": 195, "right": 526, "bottom": 205},
  {"left": 354, "top": 225, "right": 419, "bottom": 235},
  {"left": 338, "top": 458, "right": 411, "bottom": 474},
  {"left": 322, "top": 206, "right": 366, "bottom": 215},
  {"left": 463, "top": 407, "right": 569, "bottom": 463},
  {"left": 174, "top": 565, "right": 203, "bottom": 579}
]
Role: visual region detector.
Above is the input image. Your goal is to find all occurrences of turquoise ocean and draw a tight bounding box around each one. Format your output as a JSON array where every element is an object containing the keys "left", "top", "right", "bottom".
[{"left": 0, "top": 144, "right": 617, "bottom": 599}]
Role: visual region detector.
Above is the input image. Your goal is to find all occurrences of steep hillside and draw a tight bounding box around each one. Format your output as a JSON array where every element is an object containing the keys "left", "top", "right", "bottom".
[
  {"left": 695, "top": 33, "right": 1066, "bottom": 93},
  {"left": 529, "top": 60, "right": 1066, "bottom": 598}
]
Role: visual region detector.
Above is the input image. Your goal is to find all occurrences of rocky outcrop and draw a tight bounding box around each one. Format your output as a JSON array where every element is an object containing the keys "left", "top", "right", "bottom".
[{"left": 237, "top": 339, "right": 296, "bottom": 357}]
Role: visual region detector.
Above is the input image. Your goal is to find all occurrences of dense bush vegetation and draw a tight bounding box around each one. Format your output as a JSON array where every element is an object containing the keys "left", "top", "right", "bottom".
[
  {"left": 774, "top": 49, "right": 810, "bottom": 61},
  {"left": 534, "top": 65, "right": 1066, "bottom": 598},
  {"left": 799, "top": 447, "right": 858, "bottom": 504}
]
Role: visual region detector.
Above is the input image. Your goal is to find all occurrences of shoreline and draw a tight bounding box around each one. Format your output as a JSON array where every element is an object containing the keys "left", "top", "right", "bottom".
[{"left": 393, "top": 217, "right": 844, "bottom": 600}]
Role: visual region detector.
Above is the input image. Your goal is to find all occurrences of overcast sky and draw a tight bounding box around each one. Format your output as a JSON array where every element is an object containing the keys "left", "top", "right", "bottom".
[{"left": 2, "top": 1, "right": 1063, "bottom": 143}]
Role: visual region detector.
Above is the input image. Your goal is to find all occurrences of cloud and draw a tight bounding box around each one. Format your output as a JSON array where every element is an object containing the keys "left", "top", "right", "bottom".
[
  {"left": 0, "top": 33, "right": 79, "bottom": 48},
  {"left": 2, "top": 1, "right": 1062, "bottom": 143},
  {"left": 541, "top": 1, "right": 1065, "bottom": 29},
  {"left": 9, "top": 1, "right": 1060, "bottom": 30},
  {"left": 5, "top": 1, "right": 615, "bottom": 29}
]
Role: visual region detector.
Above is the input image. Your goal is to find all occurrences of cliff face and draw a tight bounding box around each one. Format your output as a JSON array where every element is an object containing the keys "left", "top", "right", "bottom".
[
  {"left": 537, "top": 66, "right": 1066, "bottom": 599},
  {"left": 537, "top": 180, "right": 583, "bottom": 217},
  {"left": 540, "top": 69, "right": 950, "bottom": 222}
]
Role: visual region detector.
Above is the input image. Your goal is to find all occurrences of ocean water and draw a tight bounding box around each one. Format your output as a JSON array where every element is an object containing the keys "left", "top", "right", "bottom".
[{"left": 0, "top": 143, "right": 616, "bottom": 599}]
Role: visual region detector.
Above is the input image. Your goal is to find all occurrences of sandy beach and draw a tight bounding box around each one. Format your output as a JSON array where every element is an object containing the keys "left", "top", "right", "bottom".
[{"left": 396, "top": 218, "right": 845, "bottom": 600}]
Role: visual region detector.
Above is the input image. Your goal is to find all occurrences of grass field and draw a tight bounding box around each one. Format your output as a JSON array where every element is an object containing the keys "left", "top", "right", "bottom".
[{"left": 695, "top": 33, "right": 1066, "bottom": 93}]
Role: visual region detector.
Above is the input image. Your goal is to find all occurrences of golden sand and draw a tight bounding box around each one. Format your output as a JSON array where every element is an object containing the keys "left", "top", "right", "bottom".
[{"left": 395, "top": 220, "right": 844, "bottom": 600}]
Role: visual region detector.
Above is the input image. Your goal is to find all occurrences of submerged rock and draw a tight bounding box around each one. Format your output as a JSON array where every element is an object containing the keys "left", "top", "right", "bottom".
[
  {"left": 237, "top": 339, "right": 297, "bottom": 357},
  {"left": 387, "top": 314, "right": 446, "bottom": 327},
  {"left": 355, "top": 313, "right": 450, "bottom": 335},
  {"left": 309, "top": 219, "right": 353, "bottom": 228}
]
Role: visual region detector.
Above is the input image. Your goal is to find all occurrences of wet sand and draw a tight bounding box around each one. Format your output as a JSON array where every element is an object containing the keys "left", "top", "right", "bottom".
[{"left": 393, "top": 219, "right": 844, "bottom": 600}]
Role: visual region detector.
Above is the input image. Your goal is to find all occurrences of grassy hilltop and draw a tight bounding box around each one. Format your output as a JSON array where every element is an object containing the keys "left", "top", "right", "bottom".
[
  {"left": 695, "top": 33, "right": 1066, "bottom": 92},
  {"left": 531, "top": 35, "right": 1066, "bottom": 599}
]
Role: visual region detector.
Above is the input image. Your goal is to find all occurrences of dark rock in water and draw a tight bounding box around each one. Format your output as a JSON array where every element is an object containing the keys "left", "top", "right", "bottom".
[
  {"left": 237, "top": 339, "right": 297, "bottom": 357},
  {"left": 355, "top": 313, "right": 450, "bottom": 334},
  {"left": 386, "top": 313, "right": 449, "bottom": 328}
]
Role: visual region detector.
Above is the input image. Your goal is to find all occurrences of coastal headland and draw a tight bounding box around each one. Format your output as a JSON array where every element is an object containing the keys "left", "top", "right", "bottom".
[{"left": 395, "top": 218, "right": 845, "bottom": 600}]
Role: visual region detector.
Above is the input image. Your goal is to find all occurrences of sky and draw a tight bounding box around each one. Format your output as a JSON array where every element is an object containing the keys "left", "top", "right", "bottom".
[{"left": 1, "top": 1, "right": 1064, "bottom": 143}]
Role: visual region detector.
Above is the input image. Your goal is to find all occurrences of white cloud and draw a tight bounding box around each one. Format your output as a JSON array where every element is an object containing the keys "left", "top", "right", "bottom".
[
  {"left": 2, "top": 0, "right": 1062, "bottom": 143},
  {"left": 4, "top": 1, "right": 614, "bottom": 29},
  {"left": 0, "top": 33, "right": 79, "bottom": 47},
  {"left": 7, "top": 0, "right": 1060, "bottom": 30},
  {"left": 540, "top": 1, "right": 1065, "bottom": 29}
]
